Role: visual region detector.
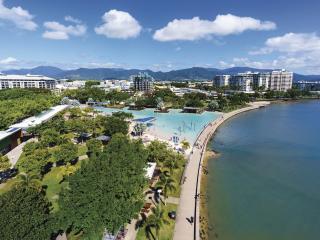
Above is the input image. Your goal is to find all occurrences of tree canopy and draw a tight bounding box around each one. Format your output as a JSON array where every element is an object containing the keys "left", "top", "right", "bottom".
[
  {"left": 58, "top": 134, "right": 148, "bottom": 238},
  {"left": 0, "top": 185, "right": 53, "bottom": 240}
]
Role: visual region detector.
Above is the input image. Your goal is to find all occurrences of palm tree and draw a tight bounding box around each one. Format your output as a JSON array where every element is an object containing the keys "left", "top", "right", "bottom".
[
  {"left": 163, "top": 155, "right": 179, "bottom": 175},
  {"left": 181, "top": 140, "right": 190, "bottom": 150},
  {"left": 158, "top": 173, "right": 176, "bottom": 204},
  {"left": 144, "top": 206, "right": 169, "bottom": 240},
  {"left": 16, "top": 172, "right": 42, "bottom": 190}
]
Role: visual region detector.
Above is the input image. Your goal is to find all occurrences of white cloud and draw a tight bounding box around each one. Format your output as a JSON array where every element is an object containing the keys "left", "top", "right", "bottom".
[
  {"left": 175, "top": 46, "right": 182, "bottom": 51},
  {"left": 250, "top": 32, "right": 320, "bottom": 55},
  {"left": 95, "top": 9, "right": 142, "bottom": 39},
  {"left": 42, "top": 21, "right": 86, "bottom": 40},
  {"left": 0, "top": 0, "right": 37, "bottom": 30},
  {"left": 153, "top": 14, "right": 276, "bottom": 41},
  {"left": 247, "top": 32, "right": 320, "bottom": 74},
  {"left": 64, "top": 15, "right": 81, "bottom": 24},
  {"left": 0, "top": 56, "right": 18, "bottom": 65}
]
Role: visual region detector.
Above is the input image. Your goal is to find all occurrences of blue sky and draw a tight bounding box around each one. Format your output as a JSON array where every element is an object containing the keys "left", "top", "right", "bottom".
[{"left": 0, "top": 0, "right": 320, "bottom": 73}]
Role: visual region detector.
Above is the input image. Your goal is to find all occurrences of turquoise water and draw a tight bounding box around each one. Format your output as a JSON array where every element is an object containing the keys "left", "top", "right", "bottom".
[
  {"left": 207, "top": 100, "right": 320, "bottom": 240},
  {"left": 95, "top": 107, "right": 220, "bottom": 144}
]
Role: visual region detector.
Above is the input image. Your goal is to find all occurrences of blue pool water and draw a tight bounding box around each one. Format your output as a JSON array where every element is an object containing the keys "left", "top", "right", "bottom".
[
  {"left": 95, "top": 107, "right": 221, "bottom": 144},
  {"left": 207, "top": 100, "right": 320, "bottom": 240}
]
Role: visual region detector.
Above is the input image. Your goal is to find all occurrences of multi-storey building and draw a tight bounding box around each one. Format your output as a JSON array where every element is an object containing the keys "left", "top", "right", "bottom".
[
  {"left": 230, "top": 72, "right": 257, "bottom": 92},
  {"left": 0, "top": 74, "right": 56, "bottom": 90},
  {"left": 133, "top": 72, "right": 154, "bottom": 92},
  {"left": 214, "top": 69, "right": 293, "bottom": 93},
  {"left": 254, "top": 72, "right": 270, "bottom": 90},
  {"left": 269, "top": 70, "right": 293, "bottom": 91},
  {"left": 213, "top": 75, "right": 231, "bottom": 87}
]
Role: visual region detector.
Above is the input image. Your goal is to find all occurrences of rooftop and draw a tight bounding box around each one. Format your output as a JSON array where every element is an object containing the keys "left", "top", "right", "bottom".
[
  {"left": 0, "top": 74, "right": 56, "bottom": 81},
  {"left": 10, "top": 105, "right": 68, "bottom": 130}
]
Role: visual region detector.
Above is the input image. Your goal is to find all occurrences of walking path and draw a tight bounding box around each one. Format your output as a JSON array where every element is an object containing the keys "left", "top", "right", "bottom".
[
  {"left": 5, "top": 138, "right": 37, "bottom": 166},
  {"left": 173, "top": 102, "right": 270, "bottom": 240}
]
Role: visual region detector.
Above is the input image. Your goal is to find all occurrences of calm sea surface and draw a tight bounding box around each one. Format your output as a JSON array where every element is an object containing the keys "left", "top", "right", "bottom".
[{"left": 207, "top": 100, "right": 320, "bottom": 240}]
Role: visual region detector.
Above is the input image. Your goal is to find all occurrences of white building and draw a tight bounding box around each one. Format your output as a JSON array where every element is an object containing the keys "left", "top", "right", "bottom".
[
  {"left": 215, "top": 69, "right": 293, "bottom": 93},
  {"left": 0, "top": 74, "right": 56, "bottom": 90},
  {"left": 213, "top": 75, "right": 231, "bottom": 87},
  {"left": 230, "top": 72, "right": 256, "bottom": 93},
  {"left": 269, "top": 70, "right": 293, "bottom": 91}
]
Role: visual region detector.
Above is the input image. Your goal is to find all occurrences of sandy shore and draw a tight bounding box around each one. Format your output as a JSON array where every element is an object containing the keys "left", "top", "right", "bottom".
[{"left": 173, "top": 101, "right": 270, "bottom": 240}]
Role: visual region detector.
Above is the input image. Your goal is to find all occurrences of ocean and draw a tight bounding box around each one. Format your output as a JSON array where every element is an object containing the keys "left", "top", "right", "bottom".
[{"left": 207, "top": 100, "right": 320, "bottom": 240}]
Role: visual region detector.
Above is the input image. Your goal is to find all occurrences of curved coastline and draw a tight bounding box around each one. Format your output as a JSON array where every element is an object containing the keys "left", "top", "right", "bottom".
[{"left": 173, "top": 101, "right": 270, "bottom": 240}]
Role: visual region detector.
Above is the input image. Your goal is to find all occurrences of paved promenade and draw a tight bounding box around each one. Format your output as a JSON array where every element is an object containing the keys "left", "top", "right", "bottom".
[{"left": 173, "top": 102, "right": 270, "bottom": 240}]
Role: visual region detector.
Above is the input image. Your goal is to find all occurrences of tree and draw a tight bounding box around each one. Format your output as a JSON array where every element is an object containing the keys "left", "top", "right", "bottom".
[
  {"left": 57, "top": 163, "right": 77, "bottom": 183},
  {"left": 163, "top": 153, "right": 179, "bottom": 175},
  {"left": 0, "top": 154, "right": 11, "bottom": 171},
  {"left": 0, "top": 185, "right": 53, "bottom": 240},
  {"left": 16, "top": 172, "right": 42, "bottom": 190},
  {"left": 158, "top": 174, "right": 176, "bottom": 203},
  {"left": 58, "top": 134, "right": 148, "bottom": 238},
  {"left": 144, "top": 206, "right": 169, "bottom": 240},
  {"left": 133, "top": 123, "right": 147, "bottom": 136},
  {"left": 41, "top": 129, "right": 61, "bottom": 147},
  {"left": 181, "top": 140, "right": 190, "bottom": 150},
  {"left": 17, "top": 148, "right": 51, "bottom": 175},
  {"left": 86, "top": 139, "right": 103, "bottom": 156},
  {"left": 146, "top": 141, "right": 170, "bottom": 165},
  {"left": 103, "top": 115, "right": 129, "bottom": 136},
  {"left": 207, "top": 100, "right": 219, "bottom": 111},
  {"left": 53, "top": 142, "right": 78, "bottom": 165}
]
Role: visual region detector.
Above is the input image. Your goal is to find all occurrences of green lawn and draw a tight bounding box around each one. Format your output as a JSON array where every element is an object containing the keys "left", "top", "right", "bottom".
[
  {"left": 77, "top": 144, "right": 88, "bottom": 156},
  {"left": 136, "top": 203, "right": 178, "bottom": 240},
  {"left": 0, "top": 178, "right": 19, "bottom": 195},
  {"left": 42, "top": 161, "right": 81, "bottom": 212}
]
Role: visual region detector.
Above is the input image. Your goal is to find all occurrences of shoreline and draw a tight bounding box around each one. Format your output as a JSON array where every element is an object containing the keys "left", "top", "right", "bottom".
[
  {"left": 197, "top": 102, "right": 271, "bottom": 240},
  {"left": 172, "top": 101, "right": 270, "bottom": 240}
]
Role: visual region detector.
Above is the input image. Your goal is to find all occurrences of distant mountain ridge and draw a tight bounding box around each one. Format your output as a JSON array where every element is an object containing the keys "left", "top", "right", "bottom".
[{"left": 2, "top": 66, "right": 320, "bottom": 82}]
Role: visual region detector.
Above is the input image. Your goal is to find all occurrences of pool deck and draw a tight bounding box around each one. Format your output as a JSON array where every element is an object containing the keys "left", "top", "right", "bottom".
[{"left": 173, "top": 101, "right": 270, "bottom": 240}]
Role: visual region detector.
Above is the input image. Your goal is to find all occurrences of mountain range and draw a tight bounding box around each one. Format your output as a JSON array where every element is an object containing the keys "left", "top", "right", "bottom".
[{"left": 2, "top": 66, "right": 320, "bottom": 82}]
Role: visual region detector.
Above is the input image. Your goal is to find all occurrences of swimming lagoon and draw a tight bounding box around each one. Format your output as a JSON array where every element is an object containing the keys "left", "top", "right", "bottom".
[{"left": 95, "top": 107, "right": 221, "bottom": 144}]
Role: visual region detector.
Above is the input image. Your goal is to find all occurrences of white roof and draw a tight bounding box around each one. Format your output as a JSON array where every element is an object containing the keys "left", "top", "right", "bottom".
[
  {"left": 10, "top": 105, "right": 68, "bottom": 129},
  {"left": 0, "top": 74, "right": 56, "bottom": 81},
  {"left": 145, "top": 162, "right": 157, "bottom": 179}
]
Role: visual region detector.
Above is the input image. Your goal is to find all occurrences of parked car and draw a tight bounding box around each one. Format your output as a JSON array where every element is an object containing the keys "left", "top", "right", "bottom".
[{"left": 0, "top": 168, "right": 18, "bottom": 184}]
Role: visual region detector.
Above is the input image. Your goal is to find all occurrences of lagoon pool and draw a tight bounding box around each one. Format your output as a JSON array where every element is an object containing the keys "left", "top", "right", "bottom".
[{"left": 95, "top": 107, "right": 221, "bottom": 144}]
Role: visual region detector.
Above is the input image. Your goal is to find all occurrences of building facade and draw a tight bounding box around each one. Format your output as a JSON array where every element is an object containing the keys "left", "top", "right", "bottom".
[
  {"left": 133, "top": 72, "right": 154, "bottom": 92},
  {"left": 0, "top": 74, "right": 56, "bottom": 90},
  {"left": 214, "top": 70, "right": 293, "bottom": 93},
  {"left": 269, "top": 70, "right": 293, "bottom": 91},
  {"left": 213, "top": 75, "right": 231, "bottom": 87}
]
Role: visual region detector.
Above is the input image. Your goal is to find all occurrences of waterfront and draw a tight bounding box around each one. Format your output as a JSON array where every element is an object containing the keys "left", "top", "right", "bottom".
[{"left": 207, "top": 100, "right": 320, "bottom": 240}]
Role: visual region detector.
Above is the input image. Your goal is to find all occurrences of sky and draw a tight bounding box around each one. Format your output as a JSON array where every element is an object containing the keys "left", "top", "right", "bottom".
[{"left": 0, "top": 0, "right": 320, "bottom": 74}]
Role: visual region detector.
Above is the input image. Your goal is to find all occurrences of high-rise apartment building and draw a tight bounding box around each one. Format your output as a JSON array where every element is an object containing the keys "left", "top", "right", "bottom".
[
  {"left": 213, "top": 75, "right": 231, "bottom": 87},
  {"left": 214, "top": 69, "right": 293, "bottom": 93},
  {"left": 133, "top": 72, "right": 154, "bottom": 92},
  {"left": 269, "top": 70, "right": 293, "bottom": 91}
]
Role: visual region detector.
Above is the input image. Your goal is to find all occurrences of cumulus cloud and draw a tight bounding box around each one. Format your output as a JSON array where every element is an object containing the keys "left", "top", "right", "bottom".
[
  {"left": 64, "top": 15, "right": 82, "bottom": 24},
  {"left": 247, "top": 32, "right": 320, "bottom": 73},
  {"left": 0, "top": 0, "right": 37, "bottom": 30},
  {"left": 250, "top": 32, "right": 320, "bottom": 55},
  {"left": 95, "top": 9, "right": 142, "bottom": 39},
  {"left": 153, "top": 14, "right": 276, "bottom": 41},
  {"left": 42, "top": 20, "right": 86, "bottom": 40}
]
